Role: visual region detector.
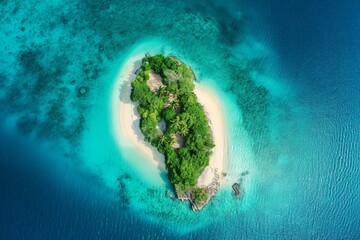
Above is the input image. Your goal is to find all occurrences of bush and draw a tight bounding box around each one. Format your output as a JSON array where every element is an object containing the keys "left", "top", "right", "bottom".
[
  {"left": 163, "top": 108, "right": 176, "bottom": 121},
  {"left": 192, "top": 188, "right": 208, "bottom": 204}
]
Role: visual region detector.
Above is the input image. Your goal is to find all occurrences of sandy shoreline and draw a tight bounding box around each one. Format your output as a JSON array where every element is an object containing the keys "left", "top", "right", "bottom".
[
  {"left": 112, "top": 55, "right": 166, "bottom": 172},
  {"left": 112, "top": 55, "right": 227, "bottom": 189},
  {"left": 194, "top": 83, "right": 227, "bottom": 187}
]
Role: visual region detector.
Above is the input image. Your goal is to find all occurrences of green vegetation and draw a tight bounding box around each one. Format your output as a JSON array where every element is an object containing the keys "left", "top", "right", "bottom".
[
  {"left": 130, "top": 54, "right": 214, "bottom": 201},
  {"left": 192, "top": 188, "right": 208, "bottom": 205}
]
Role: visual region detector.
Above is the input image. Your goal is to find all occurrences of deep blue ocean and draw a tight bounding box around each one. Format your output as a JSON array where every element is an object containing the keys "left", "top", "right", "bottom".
[{"left": 1, "top": 0, "right": 360, "bottom": 239}]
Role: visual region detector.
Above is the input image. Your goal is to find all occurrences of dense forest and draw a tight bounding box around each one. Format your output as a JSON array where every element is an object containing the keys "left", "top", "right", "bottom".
[{"left": 130, "top": 54, "right": 214, "bottom": 205}]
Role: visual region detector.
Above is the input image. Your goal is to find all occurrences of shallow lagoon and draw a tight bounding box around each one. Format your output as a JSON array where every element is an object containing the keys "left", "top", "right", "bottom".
[{"left": 1, "top": 0, "right": 359, "bottom": 239}]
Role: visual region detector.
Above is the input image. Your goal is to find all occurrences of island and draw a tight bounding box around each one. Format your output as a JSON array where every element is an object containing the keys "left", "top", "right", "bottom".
[{"left": 127, "top": 54, "right": 224, "bottom": 210}]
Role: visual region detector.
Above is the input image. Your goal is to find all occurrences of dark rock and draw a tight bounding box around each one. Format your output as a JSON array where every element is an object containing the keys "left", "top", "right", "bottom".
[
  {"left": 232, "top": 183, "right": 240, "bottom": 197},
  {"left": 241, "top": 170, "right": 249, "bottom": 176},
  {"left": 134, "top": 67, "right": 141, "bottom": 75}
]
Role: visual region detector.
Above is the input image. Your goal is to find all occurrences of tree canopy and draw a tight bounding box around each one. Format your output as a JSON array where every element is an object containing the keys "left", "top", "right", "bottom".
[{"left": 130, "top": 54, "right": 214, "bottom": 200}]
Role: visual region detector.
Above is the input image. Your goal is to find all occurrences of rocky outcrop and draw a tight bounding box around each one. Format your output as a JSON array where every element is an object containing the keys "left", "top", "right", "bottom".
[
  {"left": 173, "top": 170, "right": 222, "bottom": 211},
  {"left": 232, "top": 170, "right": 249, "bottom": 198},
  {"left": 232, "top": 183, "right": 240, "bottom": 197},
  {"left": 134, "top": 67, "right": 141, "bottom": 75},
  {"left": 192, "top": 169, "right": 221, "bottom": 211}
]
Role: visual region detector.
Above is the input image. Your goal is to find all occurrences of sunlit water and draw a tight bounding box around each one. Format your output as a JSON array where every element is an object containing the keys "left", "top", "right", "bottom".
[{"left": 1, "top": 0, "right": 359, "bottom": 239}]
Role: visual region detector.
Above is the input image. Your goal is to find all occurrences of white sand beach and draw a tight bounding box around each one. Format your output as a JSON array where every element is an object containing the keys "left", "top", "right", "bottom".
[
  {"left": 112, "top": 55, "right": 227, "bottom": 188},
  {"left": 112, "top": 55, "right": 166, "bottom": 172},
  {"left": 194, "top": 84, "right": 227, "bottom": 187}
]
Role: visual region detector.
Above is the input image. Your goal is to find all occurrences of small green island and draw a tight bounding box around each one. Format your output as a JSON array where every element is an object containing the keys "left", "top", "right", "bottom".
[{"left": 130, "top": 54, "right": 215, "bottom": 210}]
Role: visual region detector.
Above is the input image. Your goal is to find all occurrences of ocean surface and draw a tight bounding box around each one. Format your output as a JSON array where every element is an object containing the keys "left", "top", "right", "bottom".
[{"left": 1, "top": 0, "right": 360, "bottom": 239}]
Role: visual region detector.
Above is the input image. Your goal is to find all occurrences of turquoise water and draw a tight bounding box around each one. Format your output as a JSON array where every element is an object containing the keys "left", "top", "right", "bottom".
[
  {"left": 1, "top": 0, "right": 360, "bottom": 239},
  {"left": 80, "top": 39, "right": 259, "bottom": 231}
]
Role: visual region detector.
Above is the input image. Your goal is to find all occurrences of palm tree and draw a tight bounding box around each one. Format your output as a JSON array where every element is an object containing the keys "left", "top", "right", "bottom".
[
  {"left": 179, "top": 119, "right": 188, "bottom": 128},
  {"left": 159, "top": 135, "right": 167, "bottom": 145},
  {"left": 187, "top": 116, "right": 194, "bottom": 127},
  {"left": 171, "top": 116, "right": 182, "bottom": 128},
  {"left": 158, "top": 86, "right": 167, "bottom": 97},
  {"left": 180, "top": 113, "right": 194, "bottom": 127},
  {"left": 179, "top": 127, "right": 189, "bottom": 136},
  {"left": 170, "top": 99, "right": 180, "bottom": 110},
  {"left": 174, "top": 88, "right": 180, "bottom": 97},
  {"left": 169, "top": 135, "right": 176, "bottom": 146}
]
